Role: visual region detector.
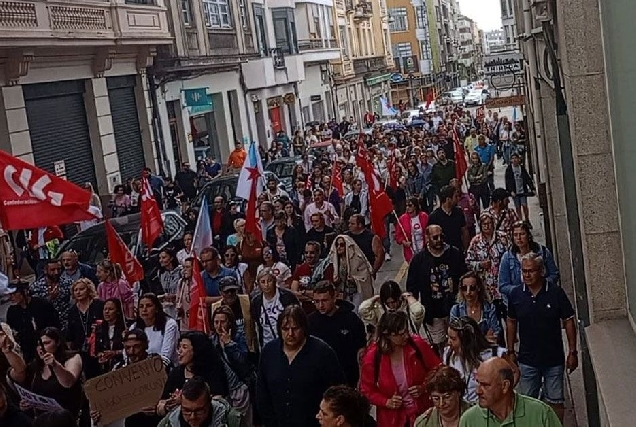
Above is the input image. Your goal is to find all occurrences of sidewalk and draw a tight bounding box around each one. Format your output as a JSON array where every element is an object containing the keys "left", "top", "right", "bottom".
[{"left": 493, "top": 160, "right": 584, "bottom": 427}]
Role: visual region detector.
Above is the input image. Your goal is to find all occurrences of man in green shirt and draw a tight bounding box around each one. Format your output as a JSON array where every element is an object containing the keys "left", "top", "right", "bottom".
[{"left": 460, "top": 358, "right": 562, "bottom": 427}]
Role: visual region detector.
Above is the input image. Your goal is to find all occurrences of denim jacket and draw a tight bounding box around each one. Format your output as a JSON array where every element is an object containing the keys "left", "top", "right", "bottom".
[
  {"left": 449, "top": 301, "right": 502, "bottom": 337},
  {"left": 498, "top": 244, "right": 560, "bottom": 303},
  {"left": 406, "top": 171, "right": 428, "bottom": 199}
]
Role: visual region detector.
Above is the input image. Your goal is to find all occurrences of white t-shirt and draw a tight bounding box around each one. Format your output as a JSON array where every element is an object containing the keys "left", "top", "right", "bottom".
[
  {"left": 411, "top": 216, "right": 425, "bottom": 254},
  {"left": 139, "top": 317, "right": 180, "bottom": 366},
  {"left": 260, "top": 289, "right": 284, "bottom": 347},
  {"left": 443, "top": 346, "right": 506, "bottom": 403}
]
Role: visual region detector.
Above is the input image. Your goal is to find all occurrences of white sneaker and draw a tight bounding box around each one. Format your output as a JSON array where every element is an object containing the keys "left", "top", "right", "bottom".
[{"left": 385, "top": 253, "right": 391, "bottom": 262}]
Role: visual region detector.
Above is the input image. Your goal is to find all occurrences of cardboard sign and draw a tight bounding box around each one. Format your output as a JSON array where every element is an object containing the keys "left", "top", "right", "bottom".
[
  {"left": 84, "top": 356, "right": 167, "bottom": 425},
  {"left": 14, "top": 382, "right": 63, "bottom": 412}
]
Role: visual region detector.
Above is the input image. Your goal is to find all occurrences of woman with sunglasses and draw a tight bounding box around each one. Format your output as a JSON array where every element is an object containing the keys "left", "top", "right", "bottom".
[
  {"left": 413, "top": 365, "right": 470, "bottom": 427},
  {"left": 223, "top": 245, "right": 248, "bottom": 292},
  {"left": 395, "top": 197, "right": 429, "bottom": 263},
  {"left": 256, "top": 244, "right": 292, "bottom": 290},
  {"left": 360, "top": 311, "right": 441, "bottom": 427},
  {"left": 443, "top": 316, "right": 516, "bottom": 404},
  {"left": 465, "top": 212, "right": 509, "bottom": 304},
  {"left": 450, "top": 272, "right": 501, "bottom": 344},
  {"left": 498, "top": 221, "right": 559, "bottom": 303},
  {"left": 359, "top": 280, "right": 425, "bottom": 334}
]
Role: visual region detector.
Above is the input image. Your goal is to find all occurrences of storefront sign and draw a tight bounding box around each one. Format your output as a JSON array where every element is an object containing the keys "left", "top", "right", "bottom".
[
  {"left": 283, "top": 93, "right": 296, "bottom": 104},
  {"left": 390, "top": 73, "right": 404, "bottom": 83},
  {"left": 484, "top": 95, "right": 526, "bottom": 108},
  {"left": 310, "top": 95, "right": 322, "bottom": 102},
  {"left": 183, "top": 88, "right": 211, "bottom": 107},
  {"left": 365, "top": 73, "right": 392, "bottom": 86},
  {"left": 483, "top": 52, "right": 522, "bottom": 76}
]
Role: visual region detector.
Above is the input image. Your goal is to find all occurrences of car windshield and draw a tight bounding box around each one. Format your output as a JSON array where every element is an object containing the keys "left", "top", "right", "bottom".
[{"left": 266, "top": 161, "right": 296, "bottom": 178}]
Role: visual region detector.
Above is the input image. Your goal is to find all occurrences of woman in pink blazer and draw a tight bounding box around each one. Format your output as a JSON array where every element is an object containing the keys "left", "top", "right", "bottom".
[{"left": 395, "top": 197, "right": 429, "bottom": 262}]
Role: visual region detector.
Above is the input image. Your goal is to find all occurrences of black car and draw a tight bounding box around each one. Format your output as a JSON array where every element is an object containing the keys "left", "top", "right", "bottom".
[
  {"left": 192, "top": 170, "right": 280, "bottom": 211},
  {"left": 265, "top": 157, "right": 310, "bottom": 192},
  {"left": 56, "top": 211, "right": 187, "bottom": 294}
]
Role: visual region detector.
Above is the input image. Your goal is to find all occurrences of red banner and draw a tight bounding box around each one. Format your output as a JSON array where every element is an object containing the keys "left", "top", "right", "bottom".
[
  {"left": 0, "top": 150, "right": 95, "bottom": 230},
  {"left": 189, "top": 256, "right": 209, "bottom": 334},
  {"left": 140, "top": 177, "right": 163, "bottom": 247},
  {"left": 106, "top": 220, "right": 144, "bottom": 284}
]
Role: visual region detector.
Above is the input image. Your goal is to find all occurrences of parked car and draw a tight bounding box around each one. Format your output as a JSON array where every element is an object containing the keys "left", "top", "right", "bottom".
[
  {"left": 465, "top": 88, "right": 491, "bottom": 106},
  {"left": 191, "top": 171, "right": 280, "bottom": 211},
  {"left": 265, "top": 156, "right": 314, "bottom": 192},
  {"left": 56, "top": 211, "right": 187, "bottom": 294}
]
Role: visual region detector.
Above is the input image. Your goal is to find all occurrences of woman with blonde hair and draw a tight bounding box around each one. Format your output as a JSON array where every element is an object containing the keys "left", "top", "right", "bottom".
[
  {"left": 96, "top": 259, "right": 134, "bottom": 319},
  {"left": 227, "top": 218, "right": 246, "bottom": 248},
  {"left": 66, "top": 278, "right": 104, "bottom": 379}
]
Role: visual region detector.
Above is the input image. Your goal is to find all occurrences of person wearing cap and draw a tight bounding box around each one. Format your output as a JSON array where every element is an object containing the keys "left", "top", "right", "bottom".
[
  {"left": 5, "top": 280, "right": 60, "bottom": 362},
  {"left": 210, "top": 277, "right": 258, "bottom": 354},
  {"left": 485, "top": 188, "right": 520, "bottom": 239}
]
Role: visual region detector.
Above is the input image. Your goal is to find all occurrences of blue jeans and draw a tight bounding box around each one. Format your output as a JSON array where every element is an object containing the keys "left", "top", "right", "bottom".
[{"left": 517, "top": 363, "right": 565, "bottom": 404}]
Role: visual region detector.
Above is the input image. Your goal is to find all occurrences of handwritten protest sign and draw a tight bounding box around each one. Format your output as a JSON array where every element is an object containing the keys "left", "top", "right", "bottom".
[
  {"left": 14, "top": 382, "right": 63, "bottom": 412},
  {"left": 84, "top": 356, "right": 167, "bottom": 425}
]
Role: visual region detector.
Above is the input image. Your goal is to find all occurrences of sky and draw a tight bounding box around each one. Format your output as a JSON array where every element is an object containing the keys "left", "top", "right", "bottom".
[{"left": 457, "top": 0, "right": 502, "bottom": 31}]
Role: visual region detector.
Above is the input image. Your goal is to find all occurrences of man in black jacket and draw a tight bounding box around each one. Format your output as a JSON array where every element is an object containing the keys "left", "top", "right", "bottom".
[
  {"left": 257, "top": 305, "right": 345, "bottom": 427},
  {"left": 5, "top": 280, "right": 59, "bottom": 363},
  {"left": 174, "top": 162, "right": 198, "bottom": 202},
  {"left": 308, "top": 282, "right": 367, "bottom": 387},
  {"left": 406, "top": 225, "right": 467, "bottom": 354}
]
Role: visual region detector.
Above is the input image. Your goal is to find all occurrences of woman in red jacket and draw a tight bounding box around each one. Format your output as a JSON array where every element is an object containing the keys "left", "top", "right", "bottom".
[
  {"left": 360, "top": 311, "right": 441, "bottom": 426},
  {"left": 395, "top": 197, "right": 429, "bottom": 262}
]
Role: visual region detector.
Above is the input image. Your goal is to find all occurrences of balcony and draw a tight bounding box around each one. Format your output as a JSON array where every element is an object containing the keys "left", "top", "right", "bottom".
[
  {"left": 297, "top": 38, "right": 340, "bottom": 62},
  {"left": 353, "top": 1, "right": 372, "bottom": 20},
  {"left": 241, "top": 51, "right": 304, "bottom": 89},
  {"left": 353, "top": 55, "right": 387, "bottom": 75},
  {"left": 0, "top": 0, "right": 171, "bottom": 47},
  {"left": 332, "top": 59, "right": 354, "bottom": 81}
]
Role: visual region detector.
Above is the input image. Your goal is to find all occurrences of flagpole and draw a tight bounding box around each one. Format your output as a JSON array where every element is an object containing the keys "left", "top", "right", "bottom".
[{"left": 392, "top": 210, "right": 415, "bottom": 254}]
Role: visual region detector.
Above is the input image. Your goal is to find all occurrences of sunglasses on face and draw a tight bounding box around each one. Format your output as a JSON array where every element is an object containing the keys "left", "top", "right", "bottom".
[
  {"left": 336, "top": 242, "right": 345, "bottom": 247},
  {"left": 430, "top": 235, "right": 442, "bottom": 241},
  {"left": 224, "top": 253, "right": 236, "bottom": 258},
  {"left": 461, "top": 285, "right": 478, "bottom": 292}
]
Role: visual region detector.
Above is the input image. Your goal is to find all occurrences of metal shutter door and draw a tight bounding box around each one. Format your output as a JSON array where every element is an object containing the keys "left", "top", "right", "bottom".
[
  {"left": 23, "top": 80, "right": 96, "bottom": 187},
  {"left": 107, "top": 76, "right": 145, "bottom": 182}
]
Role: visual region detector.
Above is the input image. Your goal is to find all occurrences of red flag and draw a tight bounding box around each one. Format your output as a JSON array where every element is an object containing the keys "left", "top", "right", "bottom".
[
  {"left": 140, "top": 176, "right": 163, "bottom": 247},
  {"left": 189, "top": 256, "right": 210, "bottom": 333},
  {"left": 330, "top": 162, "right": 344, "bottom": 195},
  {"left": 106, "top": 219, "right": 143, "bottom": 283},
  {"left": 305, "top": 175, "right": 313, "bottom": 191},
  {"left": 425, "top": 91, "right": 434, "bottom": 109},
  {"left": 356, "top": 152, "right": 393, "bottom": 239},
  {"left": 245, "top": 173, "right": 262, "bottom": 242},
  {"left": 453, "top": 129, "right": 468, "bottom": 181},
  {"left": 0, "top": 150, "right": 96, "bottom": 230}
]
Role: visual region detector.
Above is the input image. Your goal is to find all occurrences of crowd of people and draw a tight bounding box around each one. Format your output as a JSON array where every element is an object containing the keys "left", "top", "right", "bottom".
[{"left": 0, "top": 102, "right": 575, "bottom": 427}]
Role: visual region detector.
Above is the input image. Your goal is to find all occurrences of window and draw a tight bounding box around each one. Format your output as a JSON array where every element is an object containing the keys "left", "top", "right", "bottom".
[
  {"left": 326, "top": 7, "right": 335, "bottom": 39},
  {"left": 420, "top": 40, "right": 431, "bottom": 60},
  {"left": 181, "top": 0, "right": 192, "bottom": 25},
  {"left": 500, "top": 0, "right": 507, "bottom": 17},
  {"left": 339, "top": 25, "right": 349, "bottom": 58},
  {"left": 203, "top": 0, "right": 232, "bottom": 29},
  {"left": 311, "top": 4, "right": 321, "bottom": 38},
  {"left": 253, "top": 4, "right": 268, "bottom": 56},
  {"left": 392, "top": 42, "right": 412, "bottom": 59},
  {"left": 388, "top": 7, "right": 408, "bottom": 32},
  {"left": 239, "top": 0, "right": 249, "bottom": 31},
  {"left": 272, "top": 8, "right": 297, "bottom": 54},
  {"left": 414, "top": 6, "right": 428, "bottom": 30},
  {"left": 125, "top": 0, "right": 155, "bottom": 4}
]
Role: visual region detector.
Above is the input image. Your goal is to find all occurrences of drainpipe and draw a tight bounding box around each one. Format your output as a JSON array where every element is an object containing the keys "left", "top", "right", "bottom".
[
  {"left": 542, "top": 19, "right": 601, "bottom": 427},
  {"left": 146, "top": 68, "right": 167, "bottom": 177}
]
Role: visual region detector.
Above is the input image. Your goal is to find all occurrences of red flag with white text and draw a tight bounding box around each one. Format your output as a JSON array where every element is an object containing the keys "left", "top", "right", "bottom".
[
  {"left": 140, "top": 176, "right": 163, "bottom": 247},
  {"left": 0, "top": 150, "right": 96, "bottom": 230},
  {"left": 106, "top": 219, "right": 143, "bottom": 284},
  {"left": 330, "top": 161, "right": 344, "bottom": 195},
  {"left": 189, "top": 255, "right": 210, "bottom": 333}
]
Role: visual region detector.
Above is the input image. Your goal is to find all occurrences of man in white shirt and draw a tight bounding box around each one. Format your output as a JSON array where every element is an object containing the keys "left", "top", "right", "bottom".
[{"left": 303, "top": 188, "right": 340, "bottom": 231}]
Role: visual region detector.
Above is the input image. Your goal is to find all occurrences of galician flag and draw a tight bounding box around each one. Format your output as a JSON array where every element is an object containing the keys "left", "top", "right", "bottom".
[
  {"left": 236, "top": 141, "right": 264, "bottom": 241},
  {"left": 192, "top": 198, "right": 213, "bottom": 254}
]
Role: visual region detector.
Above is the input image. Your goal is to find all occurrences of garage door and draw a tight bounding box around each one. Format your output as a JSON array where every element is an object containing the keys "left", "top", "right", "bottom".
[
  {"left": 23, "top": 80, "right": 96, "bottom": 186},
  {"left": 107, "top": 75, "right": 145, "bottom": 182}
]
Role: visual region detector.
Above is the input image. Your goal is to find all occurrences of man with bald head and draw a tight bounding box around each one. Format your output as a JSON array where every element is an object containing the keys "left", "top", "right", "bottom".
[
  {"left": 460, "top": 357, "right": 562, "bottom": 426},
  {"left": 406, "top": 224, "right": 467, "bottom": 354},
  {"left": 60, "top": 250, "right": 97, "bottom": 285}
]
